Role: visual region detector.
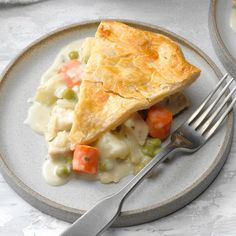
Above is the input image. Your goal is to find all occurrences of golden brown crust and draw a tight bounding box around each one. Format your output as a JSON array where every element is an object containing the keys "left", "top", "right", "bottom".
[
  {"left": 70, "top": 81, "right": 145, "bottom": 144},
  {"left": 70, "top": 21, "right": 201, "bottom": 145}
]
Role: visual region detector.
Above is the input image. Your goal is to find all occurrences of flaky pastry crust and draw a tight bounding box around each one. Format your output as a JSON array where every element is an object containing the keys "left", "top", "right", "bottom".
[{"left": 70, "top": 21, "right": 201, "bottom": 145}]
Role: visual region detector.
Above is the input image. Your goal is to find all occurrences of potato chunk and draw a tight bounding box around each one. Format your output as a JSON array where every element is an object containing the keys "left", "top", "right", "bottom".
[{"left": 95, "top": 132, "right": 130, "bottom": 160}]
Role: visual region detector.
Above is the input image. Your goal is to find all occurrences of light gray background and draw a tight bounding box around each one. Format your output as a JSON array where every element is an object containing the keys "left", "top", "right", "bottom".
[{"left": 0, "top": 0, "right": 236, "bottom": 235}]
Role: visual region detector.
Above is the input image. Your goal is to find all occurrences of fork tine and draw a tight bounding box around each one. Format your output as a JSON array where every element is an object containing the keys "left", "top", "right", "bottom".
[
  {"left": 199, "top": 86, "right": 236, "bottom": 134},
  {"left": 187, "top": 74, "right": 228, "bottom": 124},
  {"left": 191, "top": 77, "right": 234, "bottom": 129},
  {"left": 204, "top": 95, "right": 236, "bottom": 139}
]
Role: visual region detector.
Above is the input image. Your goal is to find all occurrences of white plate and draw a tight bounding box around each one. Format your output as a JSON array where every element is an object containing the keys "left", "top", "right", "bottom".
[
  {"left": 0, "top": 20, "right": 233, "bottom": 226},
  {"left": 209, "top": 0, "right": 236, "bottom": 77}
]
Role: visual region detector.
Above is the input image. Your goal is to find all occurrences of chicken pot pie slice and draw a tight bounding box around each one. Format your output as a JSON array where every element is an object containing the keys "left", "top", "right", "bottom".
[{"left": 70, "top": 21, "right": 201, "bottom": 145}]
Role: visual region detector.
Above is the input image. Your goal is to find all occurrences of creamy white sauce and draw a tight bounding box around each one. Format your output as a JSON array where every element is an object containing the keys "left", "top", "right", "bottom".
[
  {"left": 230, "top": 7, "right": 236, "bottom": 32},
  {"left": 42, "top": 159, "right": 70, "bottom": 186},
  {"left": 99, "top": 161, "right": 133, "bottom": 184},
  {"left": 24, "top": 102, "right": 51, "bottom": 135}
]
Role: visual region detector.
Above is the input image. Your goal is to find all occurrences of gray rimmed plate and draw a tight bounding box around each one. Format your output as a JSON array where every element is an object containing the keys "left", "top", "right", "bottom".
[
  {"left": 0, "top": 20, "right": 233, "bottom": 226},
  {"left": 209, "top": 0, "right": 236, "bottom": 77}
]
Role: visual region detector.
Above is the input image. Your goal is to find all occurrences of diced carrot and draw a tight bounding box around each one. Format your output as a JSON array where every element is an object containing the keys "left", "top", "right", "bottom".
[
  {"left": 59, "top": 60, "right": 82, "bottom": 88},
  {"left": 146, "top": 107, "right": 173, "bottom": 140},
  {"left": 72, "top": 145, "right": 99, "bottom": 175}
]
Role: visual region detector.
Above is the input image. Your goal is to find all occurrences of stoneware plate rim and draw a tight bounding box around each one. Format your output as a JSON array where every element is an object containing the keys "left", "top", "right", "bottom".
[{"left": 209, "top": 0, "right": 236, "bottom": 77}]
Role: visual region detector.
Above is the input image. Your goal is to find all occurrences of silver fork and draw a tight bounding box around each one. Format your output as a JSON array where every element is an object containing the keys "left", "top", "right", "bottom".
[{"left": 61, "top": 74, "right": 235, "bottom": 236}]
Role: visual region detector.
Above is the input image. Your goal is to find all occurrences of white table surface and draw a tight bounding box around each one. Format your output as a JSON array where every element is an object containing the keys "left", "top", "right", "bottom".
[{"left": 1, "top": 0, "right": 236, "bottom": 235}]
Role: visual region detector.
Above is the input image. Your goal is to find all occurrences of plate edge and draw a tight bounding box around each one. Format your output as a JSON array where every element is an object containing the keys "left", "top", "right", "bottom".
[{"left": 208, "top": 0, "right": 236, "bottom": 77}]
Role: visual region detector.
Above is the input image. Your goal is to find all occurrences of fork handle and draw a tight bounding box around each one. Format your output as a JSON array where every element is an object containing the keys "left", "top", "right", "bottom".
[{"left": 60, "top": 142, "right": 176, "bottom": 236}]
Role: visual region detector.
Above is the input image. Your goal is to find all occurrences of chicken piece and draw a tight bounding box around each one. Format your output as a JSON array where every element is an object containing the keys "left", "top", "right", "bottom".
[
  {"left": 48, "top": 131, "right": 72, "bottom": 159},
  {"left": 124, "top": 112, "right": 149, "bottom": 145},
  {"left": 156, "top": 92, "right": 190, "bottom": 116},
  {"left": 45, "top": 100, "right": 74, "bottom": 141}
]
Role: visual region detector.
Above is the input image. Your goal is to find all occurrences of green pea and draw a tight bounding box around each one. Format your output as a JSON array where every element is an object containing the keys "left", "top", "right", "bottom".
[
  {"left": 153, "top": 148, "right": 161, "bottom": 156},
  {"left": 146, "top": 138, "right": 161, "bottom": 147},
  {"left": 66, "top": 157, "right": 73, "bottom": 165},
  {"left": 141, "top": 145, "right": 154, "bottom": 157},
  {"left": 68, "top": 51, "right": 79, "bottom": 60},
  {"left": 56, "top": 165, "right": 70, "bottom": 177},
  {"left": 134, "top": 156, "right": 152, "bottom": 174},
  {"left": 134, "top": 163, "right": 144, "bottom": 174},
  {"left": 99, "top": 160, "right": 114, "bottom": 172},
  {"left": 62, "top": 88, "right": 76, "bottom": 100}
]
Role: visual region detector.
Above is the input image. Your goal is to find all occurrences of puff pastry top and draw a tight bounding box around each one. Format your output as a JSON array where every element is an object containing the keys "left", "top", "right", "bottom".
[{"left": 70, "top": 21, "right": 201, "bottom": 145}]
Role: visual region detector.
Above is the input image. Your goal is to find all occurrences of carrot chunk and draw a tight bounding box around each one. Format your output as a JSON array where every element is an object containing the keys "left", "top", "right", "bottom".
[
  {"left": 59, "top": 60, "right": 82, "bottom": 87},
  {"left": 146, "top": 107, "right": 173, "bottom": 140},
  {"left": 73, "top": 145, "right": 99, "bottom": 175}
]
